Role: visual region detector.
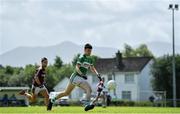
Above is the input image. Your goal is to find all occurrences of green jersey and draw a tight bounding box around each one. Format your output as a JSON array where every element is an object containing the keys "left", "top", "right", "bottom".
[{"left": 74, "top": 54, "right": 93, "bottom": 75}]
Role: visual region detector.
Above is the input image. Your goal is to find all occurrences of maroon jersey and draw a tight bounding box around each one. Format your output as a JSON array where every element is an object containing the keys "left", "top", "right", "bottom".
[{"left": 33, "top": 67, "right": 46, "bottom": 87}]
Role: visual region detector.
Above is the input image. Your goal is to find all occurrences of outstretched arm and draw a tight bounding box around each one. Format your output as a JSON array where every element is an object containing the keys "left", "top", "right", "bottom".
[
  {"left": 90, "top": 65, "right": 98, "bottom": 75},
  {"left": 90, "top": 65, "right": 102, "bottom": 81}
]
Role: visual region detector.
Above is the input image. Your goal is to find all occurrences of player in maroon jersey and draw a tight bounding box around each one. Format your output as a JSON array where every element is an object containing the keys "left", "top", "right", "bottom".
[{"left": 19, "top": 57, "right": 49, "bottom": 108}]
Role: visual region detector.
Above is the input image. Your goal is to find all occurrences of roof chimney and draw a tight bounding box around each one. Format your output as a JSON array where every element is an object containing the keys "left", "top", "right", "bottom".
[{"left": 116, "top": 50, "right": 122, "bottom": 69}]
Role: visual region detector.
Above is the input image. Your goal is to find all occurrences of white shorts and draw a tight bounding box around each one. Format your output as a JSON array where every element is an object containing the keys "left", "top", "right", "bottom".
[
  {"left": 32, "top": 85, "right": 47, "bottom": 95},
  {"left": 70, "top": 74, "right": 87, "bottom": 86}
]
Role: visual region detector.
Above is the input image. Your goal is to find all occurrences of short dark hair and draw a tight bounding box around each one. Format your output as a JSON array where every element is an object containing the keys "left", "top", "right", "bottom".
[
  {"left": 41, "top": 57, "right": 48, "bottom": 62},
  {"left": 84, "top": 43, "right": 92, "bottom": 49}
]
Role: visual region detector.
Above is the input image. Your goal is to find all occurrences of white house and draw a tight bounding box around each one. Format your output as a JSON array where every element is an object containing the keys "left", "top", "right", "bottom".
[{"left": 54, "top": 51, "right": 154, "bottom": 101}]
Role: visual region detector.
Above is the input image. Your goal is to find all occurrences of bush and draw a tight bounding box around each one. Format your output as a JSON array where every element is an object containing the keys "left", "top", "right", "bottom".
[
  {"left": 110, "top": 100, "right": 135, "bottom": 106},
  {"left": 110, "top": 100, "right": 153, "bottom": 107}
]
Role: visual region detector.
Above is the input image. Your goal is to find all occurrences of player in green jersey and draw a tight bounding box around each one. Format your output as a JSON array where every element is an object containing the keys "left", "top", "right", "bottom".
[{"left": 47, "top": 43, "right": 102, "bottom": 111}]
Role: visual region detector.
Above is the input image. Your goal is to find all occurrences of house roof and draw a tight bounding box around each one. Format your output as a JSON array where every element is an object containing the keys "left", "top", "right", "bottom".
[{"left": 95, "top": 57, "right": 152, "bottom": 73}]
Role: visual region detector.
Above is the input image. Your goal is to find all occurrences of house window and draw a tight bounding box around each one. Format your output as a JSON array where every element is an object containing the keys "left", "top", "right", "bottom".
[
  {"left": 108, "top": 74, "right": 112, "bottom": 81},
  {"left": 122, "top": 91, "right": 131, "bottom": 100},
  {"left": 125, "top": 73, "right": 134, "bottom": 83}
]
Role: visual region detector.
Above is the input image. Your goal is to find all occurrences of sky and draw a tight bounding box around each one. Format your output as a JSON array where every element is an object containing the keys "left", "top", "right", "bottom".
[{"left": 0, "top": 0, "right": 180, "bottom": 54}]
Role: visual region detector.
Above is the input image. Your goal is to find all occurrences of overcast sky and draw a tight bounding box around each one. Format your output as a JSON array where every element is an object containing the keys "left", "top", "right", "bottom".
[{"left": 0, "top": 0, "right": 180, "bottom": 54}]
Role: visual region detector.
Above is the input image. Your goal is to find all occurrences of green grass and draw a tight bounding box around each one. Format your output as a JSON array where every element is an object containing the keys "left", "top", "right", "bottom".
[{"left": 0, "top": 106, "right": 180, "bottom": 114}]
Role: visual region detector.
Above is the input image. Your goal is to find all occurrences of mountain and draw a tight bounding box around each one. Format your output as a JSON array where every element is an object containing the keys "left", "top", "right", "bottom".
[
  {"left": 0, "top": 41, "right": 117, "bottom": 67},
  {"left": 0, "top": 41, "right": 180, "bottom": 67}
]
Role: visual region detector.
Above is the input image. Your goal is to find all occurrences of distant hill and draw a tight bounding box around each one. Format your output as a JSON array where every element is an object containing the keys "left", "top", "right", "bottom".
[
  {"left": 0, "top": 41, "right": 179, "bottom": 67},
  {"left": 0, "top": 41, "right": 117, "bottom": 67}
]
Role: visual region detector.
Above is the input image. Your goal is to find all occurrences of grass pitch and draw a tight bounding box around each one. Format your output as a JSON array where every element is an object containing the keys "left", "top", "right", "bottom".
[{"left": 0, "top": 106, "right": 180, "bottom": 114}]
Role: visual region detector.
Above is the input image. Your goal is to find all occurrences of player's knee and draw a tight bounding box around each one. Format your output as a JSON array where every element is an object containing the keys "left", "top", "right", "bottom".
[
  {"left": 63, "top": 91, "right": 70, "bottom": 96},
  {"left": 45, "top": 94, "right": 49, "bottom": 99},
  {"left": 84, "top": 88, "right": 92, "bottom": 99},
  {"left": 86, "top": 87, "right": 92, "bottom": 94},
  {"left": 89, "top": 88, "right": 92, "bottom": 93}
]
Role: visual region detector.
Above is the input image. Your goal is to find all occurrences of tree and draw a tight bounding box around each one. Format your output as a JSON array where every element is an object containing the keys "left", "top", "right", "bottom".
[
  {"left": 5, "top": 66, "right": 14, "bottom": 74},
  {"left": 122, "top": 44, "right": 154, "bottom": 57},
  {"left": 0, "top": 67, "right": 7, "bottom": 86},
  {"left": 123, "top": 44, "right": 135, "bottom": 57},
  {"left": 46, "top": 65, "right": 59, "bottom": 91},
  {"left": 59, "top": 64, "right": 74, "bottom": 78},
  {"left": 8, "top": 74, "right": 23, "bottom": 86},
  {"left": 0, "top": 74, "right": 9, "bottom": 86},
  {"left": 23, "top": 64, "right": 36, "bottom": 87},
  {"left": 136, "top": 44, "right": 153, "bottom": 57},
  {"left": 151, "top": 55, "right": 180, "bottom": 105},
  {"left": 46, "top": 64, "right": 74, "bottom": 91},
  {"left": 54, "top": 56, "right": 63, "bottom": 68}
]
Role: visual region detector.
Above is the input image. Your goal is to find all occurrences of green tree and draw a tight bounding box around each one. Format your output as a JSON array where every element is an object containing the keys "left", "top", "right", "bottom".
[
  {"left": 46, "top": 65, "right": 59, "bottom": 91},
  {"left": 46, "top": 64, "right": 74, "bottom": 91},
  {"left": 23, "top": 64, "right": 36, "bottom": 87},
  {"left": 135, "top": 44, "right": 153, "bottom": 57},
  {"left": 54, "top": 56, "right": 63, "bottom": 68},
  {"left": 5, "top": 66, "right": 14, "bottom": 74},
  {"left": 0, "top": 67, "right": 6, "bottom": 86},
  {"left": 0, "top": 74, "right": 9, "bottom": 86},
  {"left": 123, "top": 44, "right": 135, "bottom": 57},
  {"left": 8, "top": 74, "right": 23, "bottom": 86},
  {"left": 122, "top": 44, "right": 154, "bottom": 57},
  {"left": 58, "top": 64, "right": 74, "bottom": 79},
  {"left": 151, "top": 55, "right": 180, "bottom": 105}
]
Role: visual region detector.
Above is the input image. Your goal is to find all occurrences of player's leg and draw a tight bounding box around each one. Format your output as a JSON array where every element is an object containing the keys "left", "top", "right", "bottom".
[
  {"left": 19, "top": 89, "right": 37, "bottom": 103},
  {"left": 30, "top": 93, "right": 37, "bottom": 103},
  {"left": 39, "top": 88, "right": 49, "bottom": 106},
  {"left": 47, "top": 82, "right": 75, "bottom": 110},
  {"left": 56, "top": 82, "right": 75, "bottom": 100},
  {"left": 71, "top": 75, "right": 92, "bottom": 103},
  {"left": 78, "top": 81, "right": 92, "bottom": 102}
]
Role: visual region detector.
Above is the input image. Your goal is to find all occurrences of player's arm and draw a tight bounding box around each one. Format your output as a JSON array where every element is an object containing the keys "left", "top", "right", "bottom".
[
  {"left": 75, "top": 64, "right": 83, "bottom": 76},
  {"left": 34, "top": 69, "right": 42, "bottom": 86},
  {"left": 90, "top": 65, "right": 98, "bottom": 75},
  {"left": 76, "top": 64, "right": 87, "bottom": 80},
  {"left": 90, "top": 65, "right": 102, "bottom": 81}
]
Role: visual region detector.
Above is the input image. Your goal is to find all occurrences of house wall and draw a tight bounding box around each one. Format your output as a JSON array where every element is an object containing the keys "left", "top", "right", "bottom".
[
  {"left": 115, "top": 72, "right": 139, "bottom": 101},
  {"left": 54, "top": 78, "right": 69, "bottom": 92},
  {"left": 138, "top": 60, "right": 154, "bottom": 101},
  {"left": 88, "top": 72, "right": 139, "bottom": 101}
]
